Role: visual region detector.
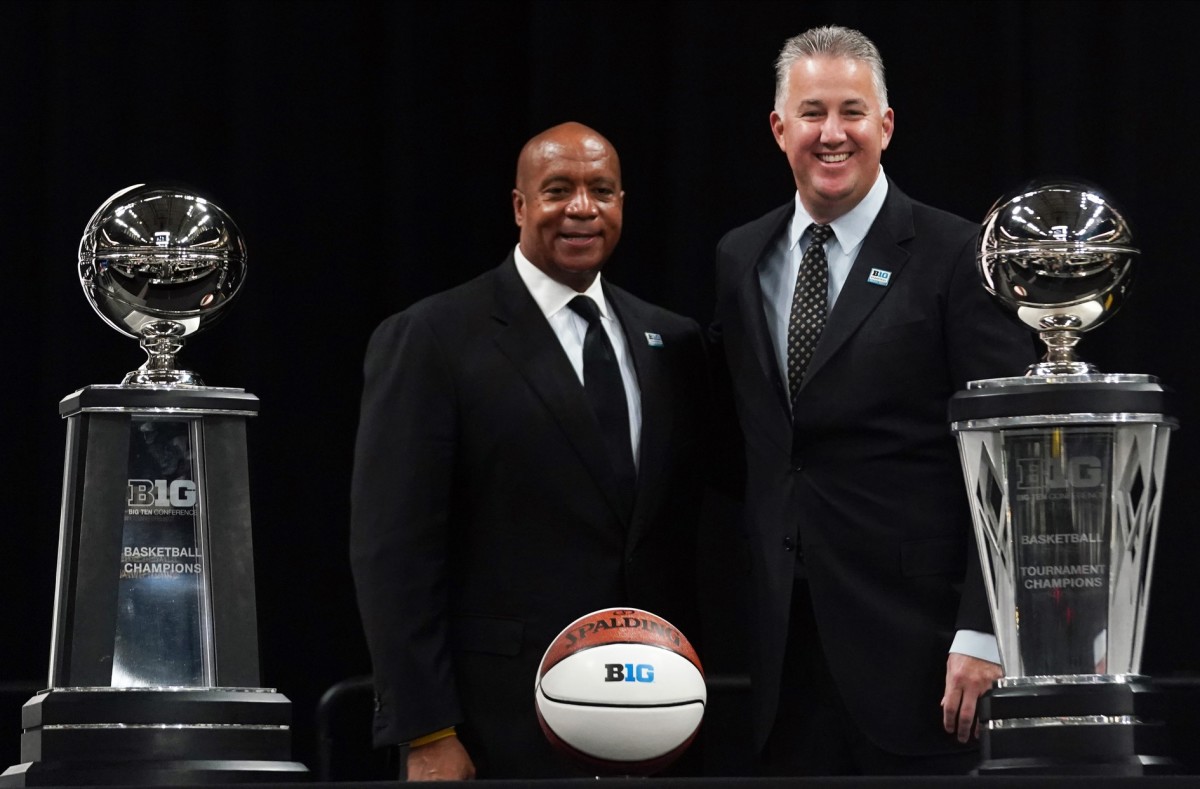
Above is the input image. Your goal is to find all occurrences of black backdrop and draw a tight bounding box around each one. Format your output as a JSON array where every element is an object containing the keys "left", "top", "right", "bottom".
[{"left": 3, "top": 0, "right": 1198, "bottom": 775}]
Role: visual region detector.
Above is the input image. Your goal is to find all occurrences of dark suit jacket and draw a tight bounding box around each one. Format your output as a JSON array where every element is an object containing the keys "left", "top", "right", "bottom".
[
  {"left": 713, "top": 181, "right": 1035, "bottom": 756},
  {"left": 350, "top": 255, "right": 708, "bottom": 778}
]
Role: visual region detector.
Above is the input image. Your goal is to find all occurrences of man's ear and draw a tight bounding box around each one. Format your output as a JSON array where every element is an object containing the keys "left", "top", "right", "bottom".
[
  {"left": 512, "top": 189, "right": 525, "bottom": 227},
  {"left": 769, "top": 111, "right": 787, "bottom": 152}
]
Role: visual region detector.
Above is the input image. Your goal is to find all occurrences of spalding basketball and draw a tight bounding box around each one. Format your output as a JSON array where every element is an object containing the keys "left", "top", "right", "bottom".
[{"left": 534, "top": 607, "right": 705, "bottom": 775}]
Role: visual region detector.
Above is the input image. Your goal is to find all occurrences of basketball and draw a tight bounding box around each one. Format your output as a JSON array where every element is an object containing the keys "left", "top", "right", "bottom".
[{"left": 534, "top": 607, "right": 705, "bottom": 775}]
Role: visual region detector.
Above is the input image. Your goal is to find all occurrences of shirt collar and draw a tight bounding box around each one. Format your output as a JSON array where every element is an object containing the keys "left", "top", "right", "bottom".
[
  {"left": 513, "top": 244, "right": 609, "bottom": 320},
  {"left": 786, "top": 166, "right": 890, "bottom": 255}
]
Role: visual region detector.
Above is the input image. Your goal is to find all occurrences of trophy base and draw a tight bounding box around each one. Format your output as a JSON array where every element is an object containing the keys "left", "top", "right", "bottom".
[
  {"left": 976, "top": 678, "right": 1179, "bottom": 775},
  {"left": 0, "top": 759, "right": 309, "bottom": 786},
  {"left": 0, "top": 688, "right": 308, "bottom": 786}
]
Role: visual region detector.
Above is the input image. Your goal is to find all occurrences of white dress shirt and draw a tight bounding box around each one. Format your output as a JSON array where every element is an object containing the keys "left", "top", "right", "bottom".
[
  {"left": 513, "top": 245, "right": 642, "bottom": 469},
  {"left": 758, "top": 167, "right": 889, "bottom": 389}
]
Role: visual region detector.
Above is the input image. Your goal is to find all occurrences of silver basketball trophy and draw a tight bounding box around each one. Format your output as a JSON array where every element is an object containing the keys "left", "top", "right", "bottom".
[
  {"left": 1, "top": 185, "right": 306, "bottom": 785},
  {"left": 949, "top": 180, "right": 1178, "bottom": 774}
]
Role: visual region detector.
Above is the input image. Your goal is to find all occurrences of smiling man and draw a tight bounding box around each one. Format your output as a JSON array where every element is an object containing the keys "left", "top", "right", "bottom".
[
  {"left": 351, "top": 122, "right": 710, "bottom": 780},
  {"left": 513, "top": 124, "right": 623, "bottom": 289},
  {"left": 712, "top": 27, "right": 1034, "bottom": 775}
]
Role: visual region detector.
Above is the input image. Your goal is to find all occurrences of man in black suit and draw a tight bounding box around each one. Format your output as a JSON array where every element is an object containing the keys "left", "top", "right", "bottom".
[
  {"left": 713, "top": 26, "right": 1035, "bottom": 774},
  {"left": 350, "top": 122, "right": 708, "bottom": 780}
]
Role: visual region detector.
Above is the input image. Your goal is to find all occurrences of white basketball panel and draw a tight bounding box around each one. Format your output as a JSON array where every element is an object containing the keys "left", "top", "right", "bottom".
[
  {"left": 539, "top": 642, "right": 705, "bottom": 705},
  {"left": 535, "top": 697, "right": 704, "bottom": 761}
]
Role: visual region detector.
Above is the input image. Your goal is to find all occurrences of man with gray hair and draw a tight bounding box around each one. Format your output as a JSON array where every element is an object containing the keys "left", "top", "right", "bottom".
[{"left": 712, "top": 25, "right": 1034, "bottom": 774}]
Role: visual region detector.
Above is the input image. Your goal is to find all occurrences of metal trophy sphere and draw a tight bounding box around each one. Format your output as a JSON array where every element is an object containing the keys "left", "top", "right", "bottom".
[
  {"left": 950, "top": 179, "right": 1178, "bottom": 774},
  {"left": 978, "top": 180, "right": 1138, "bottom": 375},
  {"left": 1, "top": 185, "right": 306, "bottom": 785},
  {"left": 78, "top": 183, "right": 247, "bottom": 386}
]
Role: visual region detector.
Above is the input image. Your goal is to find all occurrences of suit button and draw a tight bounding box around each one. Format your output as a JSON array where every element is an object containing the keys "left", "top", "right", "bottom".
[
  {"left": 783, "top": 536, "right": 795, "bottom": 552},
  {"left": 791, "top": 463, "right": 803, "bottom": 472}
]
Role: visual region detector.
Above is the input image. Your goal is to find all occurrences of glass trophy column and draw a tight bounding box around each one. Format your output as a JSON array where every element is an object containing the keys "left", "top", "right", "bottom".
[
  {"left": 951, "top": 374, "right": 1177, "bottom": 774},
  {"left": 2, "top": 387, "right": 306, "bottom": 786}
]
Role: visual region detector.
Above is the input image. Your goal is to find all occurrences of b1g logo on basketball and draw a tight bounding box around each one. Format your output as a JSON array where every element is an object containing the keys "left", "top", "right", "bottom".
[
  {"left": 127, "top": 479, "right": 198, "bottom": 508},
  {"left": 604, "top": 663, "right": 655, "bottom": 683}
]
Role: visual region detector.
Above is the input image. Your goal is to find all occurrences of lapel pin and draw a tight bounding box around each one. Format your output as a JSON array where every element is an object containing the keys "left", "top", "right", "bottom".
[
  {"left": 867, "top": 268, "right": 891, "bottom": 287},
  {"left": 645, "top": 332, "right": 663, "bottom": 348}
]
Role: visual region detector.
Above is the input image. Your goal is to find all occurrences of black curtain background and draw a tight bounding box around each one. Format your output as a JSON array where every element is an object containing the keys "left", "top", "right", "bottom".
[{"left": 3, "top": 0, "right": 1197, "bottom": 775}]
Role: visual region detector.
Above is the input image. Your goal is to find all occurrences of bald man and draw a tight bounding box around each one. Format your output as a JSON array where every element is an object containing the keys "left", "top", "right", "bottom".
[{"left": 350, "top": 123, "right": 710, "bottom": 780}]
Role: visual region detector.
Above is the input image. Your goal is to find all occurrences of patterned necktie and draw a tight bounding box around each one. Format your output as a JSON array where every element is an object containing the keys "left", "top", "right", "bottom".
[
  {"left": 786, "top": 223, "right": 834, "bottom": 400},
  {"left": 567, "top": 296, "right": 636, "bottom": 513}
]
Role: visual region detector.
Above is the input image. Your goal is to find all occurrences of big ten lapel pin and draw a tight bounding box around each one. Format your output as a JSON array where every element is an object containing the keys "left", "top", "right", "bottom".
[
  {"left": 644, "top": 332, "right": 664, "bottom": 348},
  {"left": 867, "top": 268, "right": 891, "bottom": 287}
]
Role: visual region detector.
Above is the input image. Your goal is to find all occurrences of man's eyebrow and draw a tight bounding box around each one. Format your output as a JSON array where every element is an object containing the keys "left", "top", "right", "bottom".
[
  {"left": 799, "top": 97, "right": 869, "bottom": 106},
  {"left": 538, "top": 175, "right": 618, "bottom": 187}
]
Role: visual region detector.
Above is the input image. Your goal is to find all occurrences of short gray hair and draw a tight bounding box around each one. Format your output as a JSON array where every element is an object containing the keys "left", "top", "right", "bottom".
[{"left": 774, "top": 26, "right": 888, "bottom": 113}]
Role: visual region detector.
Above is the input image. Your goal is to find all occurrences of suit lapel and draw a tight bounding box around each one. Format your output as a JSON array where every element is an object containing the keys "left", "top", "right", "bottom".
[
  {"left": 605, "top": 285, "right": 666, "bottom": 549},
  {"left": 732, "top": 205, "right": 795, "bottom": 417},
  {"left": 489, "top": 257, "right": 633, "bottom": 524},
  {"left": 801, "top": 184, "right": 915, "bottom": 388}
]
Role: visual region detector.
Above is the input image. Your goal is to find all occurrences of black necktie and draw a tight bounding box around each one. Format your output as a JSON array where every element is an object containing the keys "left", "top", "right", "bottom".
[
  {"left": 786, "top": 223, "right": 833, "bottom": 400},
  {"left": 567, "top": 296, "right": 636, "bottom": 509}
]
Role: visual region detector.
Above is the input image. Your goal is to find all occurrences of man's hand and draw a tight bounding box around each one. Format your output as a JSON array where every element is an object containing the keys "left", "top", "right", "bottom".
[
  {"left": 941, "top": 652, "right": 1002, "bottom": 743},
  {"left": 406, "top": 735, "right": 476, "bottom": 782}
]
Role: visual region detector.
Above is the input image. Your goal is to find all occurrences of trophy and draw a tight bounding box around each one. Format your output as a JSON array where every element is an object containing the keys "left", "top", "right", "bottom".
[
  {"left": 1, "top": 185, "right": 307, "bottom": 785},
  {"left": 949, "top": 180, "right": 1178, "bottom": 774}
]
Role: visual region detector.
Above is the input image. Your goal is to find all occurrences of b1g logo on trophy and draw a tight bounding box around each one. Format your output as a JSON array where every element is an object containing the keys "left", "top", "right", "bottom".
[
  {"left": 1, "top": 185, "right": 306, "bottom": 785},
  {"left": 949, "top": 180, "right": 1178, "bottom": 775}
]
